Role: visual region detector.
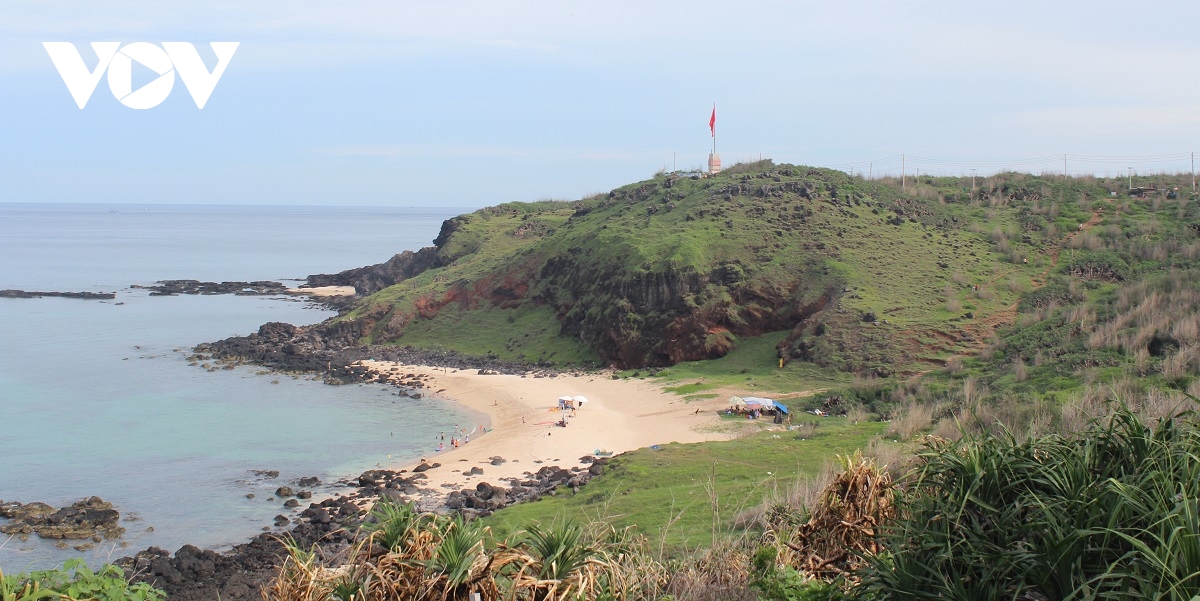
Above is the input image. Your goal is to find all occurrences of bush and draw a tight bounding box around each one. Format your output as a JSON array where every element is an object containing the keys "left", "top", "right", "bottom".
[
  {"left": 853, "top": 406, "right": 1200, "bottom": 600},
  {"left": 0, "top": 559, "right": 164, "bottom": 601}
]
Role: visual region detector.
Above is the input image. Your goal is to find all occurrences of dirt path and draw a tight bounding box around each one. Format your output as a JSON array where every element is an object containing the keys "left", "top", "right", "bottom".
[{"left": 955, "top": 207, "right": 1106, "bottom": 355}]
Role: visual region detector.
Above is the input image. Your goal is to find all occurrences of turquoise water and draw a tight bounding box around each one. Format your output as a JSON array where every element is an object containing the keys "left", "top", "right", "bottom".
[{"left": 0, "top": 204, "right": 477, "bottom": 571}]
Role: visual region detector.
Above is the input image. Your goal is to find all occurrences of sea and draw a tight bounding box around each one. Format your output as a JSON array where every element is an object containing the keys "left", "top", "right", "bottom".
[{"left": 0, "top": 203, "right": 479, "bottom": 572}]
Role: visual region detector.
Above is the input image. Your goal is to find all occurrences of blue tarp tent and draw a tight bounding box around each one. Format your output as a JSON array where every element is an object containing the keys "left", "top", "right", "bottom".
[{"left": 744, "top": 397, "right": 787, "bottom": 413}]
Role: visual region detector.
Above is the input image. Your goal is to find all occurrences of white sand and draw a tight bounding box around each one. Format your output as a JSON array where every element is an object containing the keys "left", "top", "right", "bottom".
[
  {"left": 355, "top": 361, "right": 737, "bottom": 500},
  {"left": 287, "top": 285, "right": 356, "bottom": 297}
]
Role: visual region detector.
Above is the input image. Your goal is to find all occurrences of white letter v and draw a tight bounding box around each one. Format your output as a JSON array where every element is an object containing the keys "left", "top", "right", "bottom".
[
  {"left": 43, "top": 42, "right": 120, "bottom": 109},
  {"left": 163, "top": 42, "right": 239, "bottom": 109}
]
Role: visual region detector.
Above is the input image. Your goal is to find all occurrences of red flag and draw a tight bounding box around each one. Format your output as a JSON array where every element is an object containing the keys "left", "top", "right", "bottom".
[{"left": 708, "top": 105, "right": 716, "bottom": 137}]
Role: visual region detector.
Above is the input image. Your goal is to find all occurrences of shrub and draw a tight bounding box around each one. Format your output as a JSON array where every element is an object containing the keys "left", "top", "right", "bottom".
[
  {"left": 853, "top": 406, "right": 1200, "bottom": 600},
  {"left": 0, "top": 559, "right": 164, "bottom": 601}
]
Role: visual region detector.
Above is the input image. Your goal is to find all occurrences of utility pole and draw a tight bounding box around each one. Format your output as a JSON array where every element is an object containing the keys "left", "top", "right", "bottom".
[
  {"left": 1192, "top": 152, "right": 1195, "bottom": 194},
  {"left": 902, "top": 155, "right": 906, "bottom": 192},
  {"left": 971, "top": 168, "right": 976, "bottom": 192},
  {"left": 1063, "top": 154, "right": 1067, "bottom": 178},
  {"left": 1128, "top": 167, "right": 1133, "bottom": 191},
  {"left": 869, "top": 162, "right": 873, "bottom": 180},
  {"left": 673, "top": 152, "right": 676, "bottom": 173}
]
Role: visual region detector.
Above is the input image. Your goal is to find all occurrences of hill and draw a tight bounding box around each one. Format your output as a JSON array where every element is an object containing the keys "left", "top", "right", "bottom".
[{"left": 307, "top": 162, "right": 1200, "bottom": 384}]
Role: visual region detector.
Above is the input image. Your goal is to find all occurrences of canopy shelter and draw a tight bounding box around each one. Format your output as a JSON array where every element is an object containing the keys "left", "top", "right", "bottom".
[
  {"left": 743, "top": 396, "right": 775, "bottom": 408},
  {"left": 572, "top": 395, "right": 589, "bottom": 405},
  {"left": 728, "top": 396, "right": 747, "bottom": 407},
  {"left": 772, "top": 401, "right": 789, "bottom": 415}
]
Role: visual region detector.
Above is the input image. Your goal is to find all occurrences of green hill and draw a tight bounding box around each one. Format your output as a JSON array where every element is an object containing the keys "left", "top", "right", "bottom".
[{"left": 315, "top": 162, "right": 1200, "bottom": 384}]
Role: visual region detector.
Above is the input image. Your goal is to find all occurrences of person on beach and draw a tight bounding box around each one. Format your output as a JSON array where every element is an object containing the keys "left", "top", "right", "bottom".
[
  {"left": 465, "top": 434, "right": 469, "bottom": 443},
  {"left": 437, "top": 442, "right": 444, "bottom": 451}
]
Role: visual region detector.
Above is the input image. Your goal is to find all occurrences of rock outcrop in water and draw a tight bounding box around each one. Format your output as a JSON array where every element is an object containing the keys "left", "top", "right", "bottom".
[
  {"left": 134, "top": 280, "right": 289, "bottom": 296},
  {"left": 0, "top": 497, "right": 124, "bottom": 541},
  {"left": 0, "top": 289, "right": 116, "bottom": 300}
]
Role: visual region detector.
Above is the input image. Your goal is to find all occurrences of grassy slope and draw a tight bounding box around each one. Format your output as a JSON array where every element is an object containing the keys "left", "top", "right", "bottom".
[
  {"left": 338, "top": 162, "right": 1049, "bottom": 373},
  {"left": 481, "top": 417, "right": 886, "bottom": 554}
]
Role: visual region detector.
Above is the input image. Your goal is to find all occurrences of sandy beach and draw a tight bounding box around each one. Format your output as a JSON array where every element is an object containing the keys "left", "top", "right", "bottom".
[
  {"left": 355, "top": 361, "right": 736, "bottom": 502},
  {"left": 286, "top": 285, "right": 357, "bottom": 297}
]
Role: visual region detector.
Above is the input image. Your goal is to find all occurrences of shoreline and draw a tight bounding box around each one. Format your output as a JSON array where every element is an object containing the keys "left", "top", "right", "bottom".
[{"left": 354, "top": 361, "right": 736, "bottom": 506}]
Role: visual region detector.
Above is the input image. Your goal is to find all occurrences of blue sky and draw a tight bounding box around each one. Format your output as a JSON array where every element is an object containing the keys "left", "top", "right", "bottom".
[{"left": 2, "top": 0, "right": 1199, "bottom": 206}]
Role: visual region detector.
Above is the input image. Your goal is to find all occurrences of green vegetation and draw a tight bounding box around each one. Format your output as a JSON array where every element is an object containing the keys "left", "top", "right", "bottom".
[
  {"left": 482, "top": 419, "right": 885, "bottom": 552},
  {"left": 328, "top": 162, "right": 1200, "bottom": 392},
  {"left": 853, "top": 406, "right": 1200, "bottom": 600},
  {"left": 645, "top": 329, "right": 853, "bottom": 393},
  {"left": 0, "top": 559, "right": 164, "bottom": 601},
  {"left": 331, "top": 163, "right": 1065, "bottom": 371}
]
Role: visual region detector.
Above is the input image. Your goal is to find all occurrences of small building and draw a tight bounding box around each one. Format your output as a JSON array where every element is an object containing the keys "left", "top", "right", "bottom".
[{"left": 708, "top": 153, "right": 721, "bottom": 175}]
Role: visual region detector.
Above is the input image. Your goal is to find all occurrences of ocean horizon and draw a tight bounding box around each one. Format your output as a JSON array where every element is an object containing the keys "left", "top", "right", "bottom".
[{"left": 0, "top": 202, "right": 479, "bottom": 571}]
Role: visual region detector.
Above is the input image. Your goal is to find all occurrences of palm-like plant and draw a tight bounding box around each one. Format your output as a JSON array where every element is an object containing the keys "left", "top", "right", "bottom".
[
  {"left": 363, "top": 498, "right": 429, "bottom": 554},
  {"left": 418, "top": 516, "right": 498, "bottom": 601},
  {"left": 509, "top": 522, "right": 606, "bottom": 601},
  {"left": 854, "top": 404, "right": 1200, "bottom": 601}
]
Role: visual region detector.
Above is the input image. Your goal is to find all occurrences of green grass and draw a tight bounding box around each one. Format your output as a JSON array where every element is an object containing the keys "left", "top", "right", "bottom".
[
  {"left": 382, "top": 303, "right": 599, "bottom": 365},
  {"left": 481, "top": 418, "right": 886, "bottom": 554},
  {"left": 647, "top": 330, "right": 852, "bottom": 394}
]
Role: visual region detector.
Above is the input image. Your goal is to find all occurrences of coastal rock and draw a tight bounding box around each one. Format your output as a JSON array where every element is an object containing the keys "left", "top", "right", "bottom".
[
  {"left": 0, "top": 497, "right": 124, "bottom": 541},
  {"left": 119, "top": 493, "right": 365, "bottom": 601},
  {"left": 0, "top": 289, "right": 116, "bottom": 300},
  {"left": 274, "top": 486, "right": 294, "bottom": 497},
  {"left": 297, "top": 491, "right": 312, "bottom": 499},
  {"left": 283, "top": 499, "right": 299, "bottom": 508},
  {"left": 139, "top": 280, "right": 288, "bottom": 296},
  {"left": 297, "top": 476, "right": 320, "bottom": 487},
  {"left": 412, "top": 463, "right": 434, "bottom": 473}
]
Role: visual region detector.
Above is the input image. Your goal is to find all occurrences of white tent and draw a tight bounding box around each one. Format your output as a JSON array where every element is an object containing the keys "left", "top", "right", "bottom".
[
  {"left": 728, "top": 396, "right": 746, "bottom": 407},
  {"left": 572, "top": 395, "right": 589, "bottom": 405}
]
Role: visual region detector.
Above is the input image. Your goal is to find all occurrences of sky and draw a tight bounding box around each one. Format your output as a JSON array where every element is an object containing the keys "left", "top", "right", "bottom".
[{"left": 2, "top": 0, "right": 1199, "bottom": 207}]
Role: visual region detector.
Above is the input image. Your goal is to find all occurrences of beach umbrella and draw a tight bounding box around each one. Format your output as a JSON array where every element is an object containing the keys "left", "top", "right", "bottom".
[
  {"left": 573, "top": 395, "right": 589, "bottom": 404},
  {"left": 558, "top": 396, "right": 574, "bottom": 402}
]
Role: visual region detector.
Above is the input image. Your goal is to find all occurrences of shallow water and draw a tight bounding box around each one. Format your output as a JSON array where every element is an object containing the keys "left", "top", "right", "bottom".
[{"left": 0, "top": 203, "right": 474, "bottom": 571}]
